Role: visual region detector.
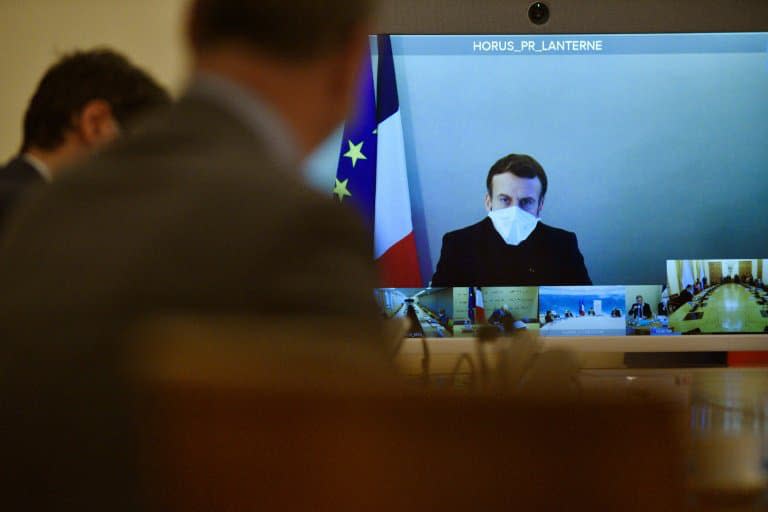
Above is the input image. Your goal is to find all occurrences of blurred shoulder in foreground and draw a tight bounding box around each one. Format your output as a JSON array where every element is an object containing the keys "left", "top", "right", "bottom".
[
  {"left": 0, "top": 3, "right": 384, "bottom": 507},
  {"left": 0, "top": 0, "right": 383, "bottom": 347}
]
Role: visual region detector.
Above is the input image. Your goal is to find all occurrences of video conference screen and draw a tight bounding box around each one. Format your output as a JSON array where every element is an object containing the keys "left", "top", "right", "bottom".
[{"left": 305, "top": 32, "right": 768, "bottom": 336}]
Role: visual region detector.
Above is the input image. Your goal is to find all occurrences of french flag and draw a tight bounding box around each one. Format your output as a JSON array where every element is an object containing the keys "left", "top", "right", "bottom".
[
  {"left": 474, "top": 287, "right": 486, "bottom": 324},
  {"left": 374, "top": 35, "right": 422, "bottom": 287},
  {"left": 579, "top": 299, "right": 586, "bottom": 316}
]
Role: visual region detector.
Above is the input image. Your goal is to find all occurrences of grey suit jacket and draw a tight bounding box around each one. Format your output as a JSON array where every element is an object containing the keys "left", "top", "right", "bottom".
[{"left": 0, "top": 93, "right": 385, "bottom": 510}]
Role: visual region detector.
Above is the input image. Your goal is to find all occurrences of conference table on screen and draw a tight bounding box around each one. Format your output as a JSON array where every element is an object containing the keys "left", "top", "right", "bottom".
[{"left": 668, "top": 284, "right": 768, "bottom": 335}]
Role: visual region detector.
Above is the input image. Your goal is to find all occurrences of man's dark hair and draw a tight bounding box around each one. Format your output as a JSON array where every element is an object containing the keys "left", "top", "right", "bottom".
[
  {"left": 21, "top": 49, "right": 170, "bottom": 152},
  {"left": 486, "top": 154, "right": 548, "bottom": 200},
  {"left": 189, "top": 0, "right": 375, "bottom": 60}
]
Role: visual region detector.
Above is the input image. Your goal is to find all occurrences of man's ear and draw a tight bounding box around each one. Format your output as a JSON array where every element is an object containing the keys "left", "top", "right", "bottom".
[
  {"left": 536, "top": 196, "right": 545, "bottom": 217},
  {"left": 73, "top": 99, "right": 119, "bottom": 148},
  {"left": 484, "top": 193, "right": 492, "bottom": 212}
]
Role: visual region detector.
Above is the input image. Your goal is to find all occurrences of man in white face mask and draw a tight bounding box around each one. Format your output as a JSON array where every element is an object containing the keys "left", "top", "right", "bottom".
[{"left": 431, "top": 154, "right": 591, "bottom": 287}]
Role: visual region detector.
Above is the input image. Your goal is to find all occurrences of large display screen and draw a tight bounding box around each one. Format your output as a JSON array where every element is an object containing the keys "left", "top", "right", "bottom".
[{"left": 306, "top": 32, "right": 768, "bottom": 335}]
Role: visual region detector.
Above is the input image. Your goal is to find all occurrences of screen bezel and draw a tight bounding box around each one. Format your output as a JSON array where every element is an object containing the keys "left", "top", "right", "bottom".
[{"left": 375, "top": 0, "right": 768, "bottom": 34}]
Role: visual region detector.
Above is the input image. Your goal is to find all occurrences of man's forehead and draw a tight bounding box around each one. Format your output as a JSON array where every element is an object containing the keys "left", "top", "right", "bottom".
[{"left": 491, "top": 172, "right": 542, "bottom": 197}]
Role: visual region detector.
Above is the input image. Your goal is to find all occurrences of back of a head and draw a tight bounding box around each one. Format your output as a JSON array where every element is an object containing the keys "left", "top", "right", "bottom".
[
  {"left": 188, "top": 0, "right": 375, "bottom": 60},
  {"left": 21, "top": 49, "right": 171, "bottom": 152}
]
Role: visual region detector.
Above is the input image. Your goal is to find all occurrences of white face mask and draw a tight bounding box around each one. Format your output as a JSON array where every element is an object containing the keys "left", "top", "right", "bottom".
[{"left": 487, "top": 205, "right": 540, "bottom": 246}]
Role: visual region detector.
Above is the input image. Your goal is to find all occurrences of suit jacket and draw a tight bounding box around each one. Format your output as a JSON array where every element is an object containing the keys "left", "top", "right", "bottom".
[
  {"left": 431, "top": 217, "right": 591, "bottom": 287},
  {"left": 0, "top": 93, "right": 387, "bottom": 510},
  {"left": 0, "top": 156, "right": 45, "bottom": 231},
  {"left": 628, "top": 302, "right": 653, "bottom": 320},
  {"left": 678, "top": 289, "right": 694, "bottom": 304}
]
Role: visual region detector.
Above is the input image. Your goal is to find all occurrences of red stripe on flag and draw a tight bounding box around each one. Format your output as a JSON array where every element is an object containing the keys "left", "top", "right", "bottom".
[
  {"left": 376, "top": 232, "right": 422, "bottom": 287},
  {"left": 475, "top": 288, "right": 486, "bottom": 323}
]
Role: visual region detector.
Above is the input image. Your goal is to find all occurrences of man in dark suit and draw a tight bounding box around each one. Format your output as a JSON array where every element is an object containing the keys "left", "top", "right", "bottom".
[
  {"left": 628, "top": 295, "right": 653, "bottom": 320},
  {"left": 0, "top": 49, "right": 169, "bottom": 231},
  {"left": 0, "top": 1, "right": 383, "bottom": 509},
  {"left": 678, "top": 284, "right": 695, "bottom": 304},
  {"left": 431, "top": 154, "right": 591, "bottom": 286},
  {"left": 0, "top": 158, "right": 45, "bottom": 229}
]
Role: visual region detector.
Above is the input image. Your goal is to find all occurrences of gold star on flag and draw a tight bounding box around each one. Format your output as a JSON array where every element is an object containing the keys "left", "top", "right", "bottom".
[
  {"left": 333, "top": 178, "right": 352, "bottom": 202},
  {"left": 343, "top": 140, "right": 367, "bottom": 168}
]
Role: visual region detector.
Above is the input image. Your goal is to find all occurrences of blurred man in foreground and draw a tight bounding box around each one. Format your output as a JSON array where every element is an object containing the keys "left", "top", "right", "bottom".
[
  {"left": 0, "top": 1, "right": 382, "bottom": 509},
  {"left": 0, "top": 0, "right": 380, "bottom": 332},
  {"left": 0, "top": 49, "right": 170, "bottom": 229}
]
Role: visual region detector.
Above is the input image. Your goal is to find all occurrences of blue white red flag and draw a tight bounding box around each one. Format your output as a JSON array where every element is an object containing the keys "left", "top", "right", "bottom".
[
  {"left": 334, "top": 35, "right": 423, "bottom": 287},
  {"left": 373, "top": 35, "right": 422, "bottom": 286}
]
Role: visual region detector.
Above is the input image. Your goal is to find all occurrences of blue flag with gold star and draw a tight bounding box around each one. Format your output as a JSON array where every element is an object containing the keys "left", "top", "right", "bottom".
[
  {"left": 467, "top": 287, "right": 477, "bottom": 323},
  {"left": 333, "top": 51, "right": 377, "bottom": 230}
]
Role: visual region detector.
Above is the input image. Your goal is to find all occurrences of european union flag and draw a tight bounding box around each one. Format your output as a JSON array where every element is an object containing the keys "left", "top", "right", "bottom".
[{"left": 333, "top": 50, "right": 377, "bottom": 231}]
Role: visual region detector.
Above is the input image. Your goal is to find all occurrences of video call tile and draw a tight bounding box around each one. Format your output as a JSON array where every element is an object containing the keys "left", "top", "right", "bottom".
[
  {"left": 539, "top": 286, "right": 627, "bottom": 337},
  {"left": 666, "top": 259, "right": 768, "bottom": 334}
]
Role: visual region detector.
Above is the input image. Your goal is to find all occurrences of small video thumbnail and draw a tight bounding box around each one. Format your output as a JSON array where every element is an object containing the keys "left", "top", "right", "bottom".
[
  {"left": 666, "top": 259, "right": 768, "bottom": 334},
  {"left": 374, "top": 287, "right": 454, "bottom": 337},
  {"left": 625, "top": 285, "right": 677, "bottom": 336},
  {"left": 539, "top": 286, "right": 627, "bottom": 337},
  {"left": 452, "top": 287, "right": 539, "bottom": 338}
]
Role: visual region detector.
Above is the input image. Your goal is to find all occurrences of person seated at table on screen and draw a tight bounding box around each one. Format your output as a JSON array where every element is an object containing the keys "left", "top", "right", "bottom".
[
  {"left": 437, "top": 308, "right": 448, "bottom": 327},
  {"left": 658, "top": 285, "right": 671, "bottom": 315},
  {"left": 628, "top": 295, "right": 653, "bottom": 321},
  {"left": 430, "top": 154, "right": 591, "bottom": 287},
  {"left": 488, "top": 305, "right": 511, "bottom": 324},
  {"left": 678, "top": 284, "right": 694, "bottom": 304},
  {"left": 693, "top": 278, "right": 702, "bottom": 294}
]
